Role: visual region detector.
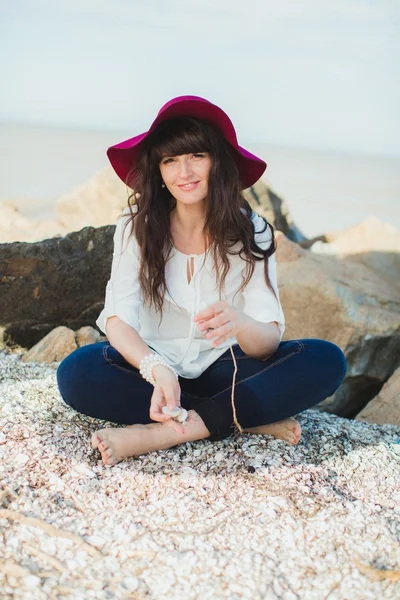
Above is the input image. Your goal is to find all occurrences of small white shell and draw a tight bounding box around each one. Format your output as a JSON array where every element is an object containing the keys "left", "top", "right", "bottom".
[
  {"left": 175, "top": 408, "right": 188, "bottom": 423},
  {"left": 162, "top": 406, "right": 182, "bottom": 418},
  {"left": 162, "top": 406, "right": 188, "bottom": 422}
]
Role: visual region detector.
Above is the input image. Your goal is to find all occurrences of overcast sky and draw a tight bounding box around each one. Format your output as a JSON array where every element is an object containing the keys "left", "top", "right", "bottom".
[{"left": 1, "top": 0, "right": 399, "bottom": 156}]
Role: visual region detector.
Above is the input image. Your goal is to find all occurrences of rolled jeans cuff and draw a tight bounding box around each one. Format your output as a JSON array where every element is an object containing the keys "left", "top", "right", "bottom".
[{"left": 185, "top": 393, "right": 234, "bottom": 442}]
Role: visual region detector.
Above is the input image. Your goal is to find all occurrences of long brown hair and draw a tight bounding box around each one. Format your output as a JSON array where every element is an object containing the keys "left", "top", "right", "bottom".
[{"left": 123, "top": 116, "right": 278, "bottom": 317}]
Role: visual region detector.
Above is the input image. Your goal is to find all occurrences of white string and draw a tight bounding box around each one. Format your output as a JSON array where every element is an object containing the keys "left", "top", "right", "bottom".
[
  {"left": 229, "top": 343, "right": 242, "bottom": 434},
  {"left": 190, "top": 258, "right": 242, "bottom": 434}
]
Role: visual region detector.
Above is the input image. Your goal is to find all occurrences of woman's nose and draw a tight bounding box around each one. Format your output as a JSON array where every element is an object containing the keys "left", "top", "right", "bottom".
[{"left": 179, "top": 159, "right": 192, "bottom": 179}]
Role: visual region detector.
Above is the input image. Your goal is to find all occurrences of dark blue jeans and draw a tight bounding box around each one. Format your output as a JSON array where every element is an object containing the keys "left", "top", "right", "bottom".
[{"left": 57, "top": 339, "right": 347, "bottom": 441}]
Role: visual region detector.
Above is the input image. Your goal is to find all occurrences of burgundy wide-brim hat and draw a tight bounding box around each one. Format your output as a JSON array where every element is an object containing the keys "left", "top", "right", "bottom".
[{"left": 107, "top": 95, "right": 267, "bottom": 190}]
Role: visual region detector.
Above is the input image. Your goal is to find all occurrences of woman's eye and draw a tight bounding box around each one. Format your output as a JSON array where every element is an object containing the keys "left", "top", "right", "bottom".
[{"left": 162, "top": 153, "right": 205, "bottom": 164}]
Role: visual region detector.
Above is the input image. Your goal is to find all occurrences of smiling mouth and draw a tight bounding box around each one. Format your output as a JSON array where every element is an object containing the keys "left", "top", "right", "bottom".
[{"left": 178, "top": 182, "right": 199, "bottom": 190}]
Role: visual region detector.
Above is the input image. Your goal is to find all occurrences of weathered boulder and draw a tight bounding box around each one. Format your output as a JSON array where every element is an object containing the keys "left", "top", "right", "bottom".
[
  {"left": 75, "top": 325, "right": 101, "bottom": 347},
  {"left": 0, "top": 226, "right": 115, "bottom": 348},
  {"left": 355, "top": 367, "right": 400, "bottom": 426},
  {"left": 21, "top": 325, "right": 102, "bottom": 363},
  {"left": 242, "top": 180, "right": 307, "bottom": 243},
  {"left": 0, "top": 202, "right": 70, "bottom": 244},
  {"left": 276, "top": 232, "right": 400, "bottom": 418},
  {"left": 55, "top": 168, "right": 129, "bottom": 232},
  {"left": 0, "top": 202, "right": 33, "bottom": 233},
  {"left": 21, "top": 326, "right": 77, "bottom": 363},
  {"left": 310, "top": 216, "right": 400, "bottom": 286}
]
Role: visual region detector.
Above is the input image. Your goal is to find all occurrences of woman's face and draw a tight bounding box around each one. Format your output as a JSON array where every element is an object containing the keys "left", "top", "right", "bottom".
[{"left": 159, "top": 152, "right": 212, "bottom": 207}]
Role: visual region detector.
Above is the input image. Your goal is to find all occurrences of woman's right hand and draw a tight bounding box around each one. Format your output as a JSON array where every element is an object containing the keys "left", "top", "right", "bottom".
[{"left": 149, "top": 365, "right": 186, "bottom": 434}]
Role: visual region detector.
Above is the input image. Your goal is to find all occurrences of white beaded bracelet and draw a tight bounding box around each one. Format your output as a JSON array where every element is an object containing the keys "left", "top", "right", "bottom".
[{"left": 139, "top": 353, "right": 178, "bottom": 386}]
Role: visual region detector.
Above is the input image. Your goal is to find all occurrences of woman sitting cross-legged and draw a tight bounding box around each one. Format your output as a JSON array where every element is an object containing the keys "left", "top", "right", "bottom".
[{"left": 57, "top": 95, "right": 347, "bottom": 466}]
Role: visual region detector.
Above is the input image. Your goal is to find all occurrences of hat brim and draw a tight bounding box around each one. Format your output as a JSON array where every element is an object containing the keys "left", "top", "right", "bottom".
[
  {"left": 107, "top": 139, "right": 266, "bottom": 190},
  {"left": 107, "top": 96, "right": 267, "bottom": 189}
]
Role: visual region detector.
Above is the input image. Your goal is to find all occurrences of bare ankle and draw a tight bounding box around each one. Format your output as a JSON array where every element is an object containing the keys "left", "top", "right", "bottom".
[
  {"left": 243, "top": 418, "right": 302, "bottom": 445},
  {"left": 142, "top": 410, "right": 210, "bottom": 450},
  {"left": 166, "top": 410, "right": 210, "bottom": 444}
]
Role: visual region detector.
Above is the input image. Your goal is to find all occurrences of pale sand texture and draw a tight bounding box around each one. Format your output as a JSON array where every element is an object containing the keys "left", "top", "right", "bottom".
[{"left": 0, "top": 350, "right": 399, "bottom": 599}]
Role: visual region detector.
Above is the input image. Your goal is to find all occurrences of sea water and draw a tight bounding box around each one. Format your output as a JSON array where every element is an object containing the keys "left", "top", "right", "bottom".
[{"left": 1, "top": 123, "right": 398, "bottom": 238}]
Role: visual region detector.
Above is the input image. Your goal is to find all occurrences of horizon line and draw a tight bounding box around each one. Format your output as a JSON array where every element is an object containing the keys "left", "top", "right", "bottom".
[{"left": 1, "top": 118, "right": 399, "bottom": 161}]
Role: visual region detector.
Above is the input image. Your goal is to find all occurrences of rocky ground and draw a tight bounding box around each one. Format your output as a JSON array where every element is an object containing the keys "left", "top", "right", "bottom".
[{"left": 0, "top": 349, "right": 399, "bottom": 600}]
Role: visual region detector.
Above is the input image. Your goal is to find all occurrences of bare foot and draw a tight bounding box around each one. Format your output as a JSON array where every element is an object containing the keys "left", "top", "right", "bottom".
[
  {"left": 244, "top": 417, "right": 301, "bottom": 445},
  {"left": 91, "top": 423, "right": 163, "bottom": 466},
  {"left": 91, "top": 411, "right": 210, "bottom": 466}
]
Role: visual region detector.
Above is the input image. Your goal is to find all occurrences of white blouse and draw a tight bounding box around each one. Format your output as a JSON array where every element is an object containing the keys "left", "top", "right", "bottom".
[{"left": 96, "top": 206, "right": 285, "bottom": 378}]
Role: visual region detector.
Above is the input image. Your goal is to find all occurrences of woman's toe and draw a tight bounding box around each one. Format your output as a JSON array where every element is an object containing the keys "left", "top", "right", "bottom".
[
  {"left": 91, "top": 432, "right": 102, "bottom": 449},
  {"left": 291, "top": 421, "right": 301, "bottom": 436},
  {"left": 104, "top": 452, "right": 118, "bottom": 466}
]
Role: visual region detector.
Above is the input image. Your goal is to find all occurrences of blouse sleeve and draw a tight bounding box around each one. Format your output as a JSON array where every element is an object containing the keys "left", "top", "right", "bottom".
[
  {"left": 96, "top": 209, "right": 142, "bottom": 334},
  {"left": 242, "top": 212, "right": 286, "bottom": 341}
]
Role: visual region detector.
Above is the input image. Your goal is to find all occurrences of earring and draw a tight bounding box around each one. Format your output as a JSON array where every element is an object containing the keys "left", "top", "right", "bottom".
[{"left": 161, "top": 182, "right": 166, "bottom": 188}]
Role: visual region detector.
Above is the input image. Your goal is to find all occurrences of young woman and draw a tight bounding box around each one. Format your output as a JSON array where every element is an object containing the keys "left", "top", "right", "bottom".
[{"left": 57, "top": 95, "right": 347, "bottom": 466}]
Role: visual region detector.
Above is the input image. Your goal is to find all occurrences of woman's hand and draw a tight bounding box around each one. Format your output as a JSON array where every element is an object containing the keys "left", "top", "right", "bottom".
[
  {"left": 149, "top": 365, "right": 186, "bottom": 434},
  {"left": 193, "top": 301, "right": 249, "bottom": 347}
]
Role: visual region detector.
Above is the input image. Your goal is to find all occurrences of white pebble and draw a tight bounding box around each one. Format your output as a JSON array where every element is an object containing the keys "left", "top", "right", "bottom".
[
  {"left": 15, "top": 453, "right": 29, "bottom": 465},
  {"left": 86, "top": 535, "right": 106, "bottom": 547},
  {"left": 72, "top": 464, "right": 96, "bottom": 478},
  {"left": 121, "top": 576, "right": 139, "bottom": 592},
  {"left": 22, "top": 575, "right": 41, "bottom": 587}
]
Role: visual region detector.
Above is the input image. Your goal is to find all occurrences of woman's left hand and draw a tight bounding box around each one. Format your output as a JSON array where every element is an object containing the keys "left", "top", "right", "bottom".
[{"left": 193, "top": 301, "right": 248, "bottom": 347}]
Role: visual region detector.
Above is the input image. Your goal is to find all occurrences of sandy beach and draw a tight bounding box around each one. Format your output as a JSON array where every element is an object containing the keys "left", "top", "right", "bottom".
[{"left": 1, "top": 349, "right": 399, "bottom": 599}]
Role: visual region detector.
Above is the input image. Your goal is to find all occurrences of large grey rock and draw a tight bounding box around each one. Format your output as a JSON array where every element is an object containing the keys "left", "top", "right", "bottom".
[
  {"left": 0, "top": 226, "right": 115, "bottom": 348},
  {"left": 310, "top": 216, "right": 400, "bottom": 287},
  {"left": 276, "top": 232, "right": 400, "bottom": 417},
  {"left": 355, "top": 367, "right": 400, "bottom": 426},
  {"left": 243, "top": 180, "right": 307, "bottom": 243}
]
